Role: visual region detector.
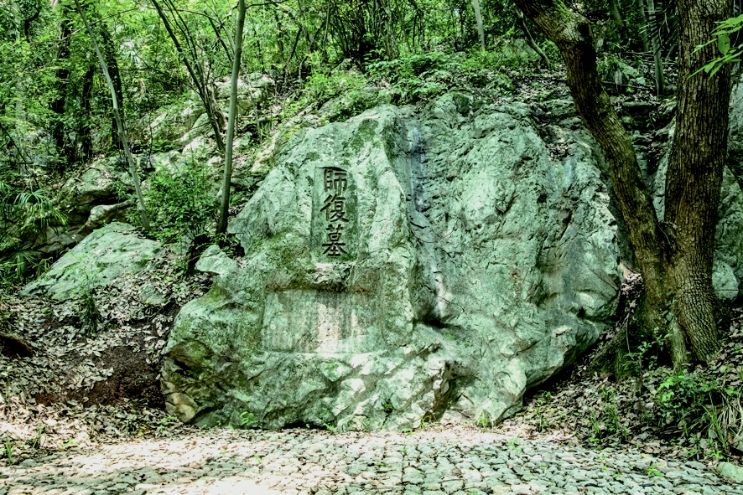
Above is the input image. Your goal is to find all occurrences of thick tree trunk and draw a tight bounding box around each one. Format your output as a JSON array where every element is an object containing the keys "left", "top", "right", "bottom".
[
  {"left": 663, "top": 0, "right": 733, "bottom": 362},
  {"left": 512, "top": 0, "right": 732, "bottom": 365}
]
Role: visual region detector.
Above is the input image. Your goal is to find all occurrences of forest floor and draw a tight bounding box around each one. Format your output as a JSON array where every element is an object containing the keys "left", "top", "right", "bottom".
[{"left": 3, "top": 424, "right": 743, "bottom": 495}]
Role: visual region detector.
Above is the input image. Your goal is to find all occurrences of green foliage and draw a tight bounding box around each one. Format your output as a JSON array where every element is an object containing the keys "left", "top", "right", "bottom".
[
  {"left": 12, "top": 188, "right": 67, "bottom": 236},
  {"left": 653, "top": 369, "right": 741, "bottom": 457},
  {"left": 156, "top": 415, "right": 180, "bottom": 434},
  {"left": 588, "top": 386, "right": 630, "bottom": 445},
  {"left": 283, "top": 68, "right": 372, "bottom": 119},
  {"left": 0, "top": 250, "right": 47, "bottom": 286},
  {"left": 597, "top": 54, "right": 646, "bottom": 92},
  {"left": 133, "top": 162, "right": 215, "bottom": 243},
  {"left": 695, "top": 14, "right": 743, "bottom": 77},
  {"left": 2, "top": 438, "right": 14, "bottom": 465},
  {"left": 79, "top": 284, "right": 100, "bottom": 335},
  {"left": 238, "top": 411, "right": 257, "bottom": 428},
  {"left": 0, "top": 181, "right": 63, "bottom": 286},
  {"left": 367, "top": 49, "right": 516, "bottom": 104},
  {"left": 532, "top": 391, "right": 559, "bottom": 433},
  {"left": 654, "top": 371, "right": 719, "bottom": 431},
  {"left": 476, "top": 411, "right": 492, "bottom": 428},
  {"left": 646, "top": 465, "right": 664, "bottom": 478},
  {"left": 617, "top": 337, "right": 663, "bottom": 377}
]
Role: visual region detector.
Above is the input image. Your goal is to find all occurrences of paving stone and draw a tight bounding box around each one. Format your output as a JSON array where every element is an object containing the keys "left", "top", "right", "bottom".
[{"left": 2, "top": 427, "right": 742, "bottom": 495}]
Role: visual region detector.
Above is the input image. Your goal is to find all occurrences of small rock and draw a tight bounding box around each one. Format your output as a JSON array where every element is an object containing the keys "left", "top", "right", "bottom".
[{"left": 717, "top": 462, "right": 743, "bottom": 483}]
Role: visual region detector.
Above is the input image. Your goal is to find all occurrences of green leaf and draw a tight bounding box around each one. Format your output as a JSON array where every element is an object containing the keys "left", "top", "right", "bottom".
[{"left": 718, "top": 33, "right": 731, "bottom": 56}]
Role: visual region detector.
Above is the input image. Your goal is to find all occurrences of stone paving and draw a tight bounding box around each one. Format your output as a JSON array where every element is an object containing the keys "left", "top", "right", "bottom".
[{"left": 2, "top": 427, "right": 742, "bottom": 495}]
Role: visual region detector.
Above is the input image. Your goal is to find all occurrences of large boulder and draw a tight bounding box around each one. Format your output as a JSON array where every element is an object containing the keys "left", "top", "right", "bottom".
[
  {"left": 36, "top": 157, "right": 132, "bottom": 254},
  {"left": 59, "top": 157, "right": 130, "bottom": 226},
  {"left": 23, "top": 223, "right": 161, "bottom": 300},
  {"left": 215, "top": 73, "right": 275, "bottom": 115},
  {"left": 162, "top": 95, "right": 620, "bottom": 430},
  {"left": 145, "top": 98, "right": 204, "bottom": 151}
]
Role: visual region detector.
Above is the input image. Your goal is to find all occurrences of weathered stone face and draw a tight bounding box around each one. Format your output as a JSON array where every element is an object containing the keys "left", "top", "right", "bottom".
[
  {"left": 23, "top": 222, "right": 161, "bottom": 300},
  {"left": 162, "top": 95, "right": 621, "bottom": 430}
]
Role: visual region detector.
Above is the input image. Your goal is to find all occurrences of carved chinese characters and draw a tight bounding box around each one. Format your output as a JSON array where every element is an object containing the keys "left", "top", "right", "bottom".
[{"left": 313, "top": 166, "right": 356, "bottom": 259}]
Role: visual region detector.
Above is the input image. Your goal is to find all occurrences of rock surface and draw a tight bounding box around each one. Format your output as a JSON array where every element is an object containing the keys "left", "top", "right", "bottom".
[
  {"left": 163, "top": 94, "right": 620, "bottom": 430},
  {"left": 718, "top": 462, "right": 743, "bottom": 484},
  {"left": 23, "top": 222, "right": 161, "bottom": 300},
  {"left": 3, "top": 427, "right": 741, "bottom": 495}
]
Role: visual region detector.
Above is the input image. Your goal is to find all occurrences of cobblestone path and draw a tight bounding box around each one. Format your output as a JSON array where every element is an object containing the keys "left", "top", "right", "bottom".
[{"left": 2, "top": 427, "right": 742, "bottom": 494}]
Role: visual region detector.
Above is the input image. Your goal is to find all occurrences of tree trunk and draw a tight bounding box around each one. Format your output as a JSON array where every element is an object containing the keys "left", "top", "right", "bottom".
[
  {"left": 51, "top": 4, "right": 72, "bottom": 170},
  {"left": 516, "top": 10, "right": 551, "bottom": 68},
  {"left": 645, "top": 0, "right": 666, "bottom": 95},
  {"left": 79, "top": 63, "right": 95, "bottom": 163},
  {"left": 471, "top": 0, "right": 486, "bottom": 49},
  {"left": 512, "top": 0, "right": 732, "bottom": 365},
  {"left": 662, "top": 0, "right": 733, "bottom": 362},
  {"left": 95, "top": 14, "right": 125, "bottom": 150},
  {"left": 217, "top": 0, "right": 247, "bottom": 236},
  {"left": 75, "top": 0, "right": 150, "bottom": 232}
]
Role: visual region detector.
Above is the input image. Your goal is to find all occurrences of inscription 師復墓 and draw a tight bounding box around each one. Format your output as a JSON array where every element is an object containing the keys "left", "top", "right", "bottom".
[{"left": 320, "top": 167, "right": 349, "bottom": 257}]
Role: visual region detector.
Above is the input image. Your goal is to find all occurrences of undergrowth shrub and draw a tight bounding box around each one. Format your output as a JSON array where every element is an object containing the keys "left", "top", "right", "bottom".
[
  {"left": 653, "top": 370, "right": 741, "bottom": 457},
  {"left": 131, "top": 162, "right": 215, "bottom": 244},
  {"left": 367, "top": 50, "right": 515, "bottom": 104},
  {"left": 282, "top": 68, "right": 374, "bottom": 120},
  {"left": 0, "top": 180, "right": 64, "bottom": 286},
  {"left": 588, "top": 386, "right": 630, "bottom": 445}
]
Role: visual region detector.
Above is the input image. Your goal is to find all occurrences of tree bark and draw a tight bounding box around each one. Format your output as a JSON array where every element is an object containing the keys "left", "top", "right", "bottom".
[
  {"left": 51, "top": 3, "right": 73, "bottom": 170},
  {"left": 216, "top": 0, "right": 247, "bottom": 236},
  {"left": 512, "top": 0, "right": 733, "bottom": 365},
  {"left": 79, "top": 63, "right": 95, "bottom": 163},
  {"left": 471, "top": 0, "right": 486, "bottom": 49},
  {"left": 663, "top": 0, "right": 733, "bottom": 362}
]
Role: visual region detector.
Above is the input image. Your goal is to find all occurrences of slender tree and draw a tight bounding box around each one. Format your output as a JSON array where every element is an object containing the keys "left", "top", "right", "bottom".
[
  {"left": 471, "top": 0, "right": 485, "bottom": 49},
  {"left": 150, "top": 0, "right": 226, "bottom": 153},
  {"left": 96, "top": 13, "right": 125, "bottom": 149},
  {"left": 645, "top": 0, "right": 666, "bottom": 95},
  {"left": 512, "top": 0, "right": 733, "bottom": 365},
  {"left": 78, "top": 63, "right": 95, "bottom": 163},
  {"left": 50, "top": 1, "right": 73, "bottom": 169},
  {"left": 74, "top": 0, "right": 150, "bottom": 231},
  {"left": 216, "top": 0, "right": 247, "bottom": 235}
]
